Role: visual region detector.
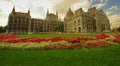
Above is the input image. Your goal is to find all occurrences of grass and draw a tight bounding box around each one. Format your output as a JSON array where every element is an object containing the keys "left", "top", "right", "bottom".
[
  {"left": 19, "top": 33, "right": 101, "bottom": 38},
  {"left": 0, "top": 46, "right": 120, "bottom": 66}
]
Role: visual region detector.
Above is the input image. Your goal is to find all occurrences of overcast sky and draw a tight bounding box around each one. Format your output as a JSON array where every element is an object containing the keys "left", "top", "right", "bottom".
[{"left": 0, "top": 0, "right": 120, "bottom": 28}]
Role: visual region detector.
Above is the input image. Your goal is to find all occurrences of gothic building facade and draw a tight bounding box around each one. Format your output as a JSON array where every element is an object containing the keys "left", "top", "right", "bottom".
[
  {"left": 7, "top": 7, "right": 111, "bottom": 34},
  {"left": 7, "top": 7, "right": 64, "bottom": 34},
  {"left": 64, "top": 7, "right": 111, "bottom": 33}
]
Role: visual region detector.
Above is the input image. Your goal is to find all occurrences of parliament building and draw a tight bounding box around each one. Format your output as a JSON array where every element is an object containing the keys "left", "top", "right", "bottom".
[
  {"left": 7, "top": 7, "right": 111, "bottom": 34},
  {"left": 64, "top": 7, "right": 111, "bottom": 33},
  {"left": 7, "top": 7, "right": 64, "bottom": 34}
]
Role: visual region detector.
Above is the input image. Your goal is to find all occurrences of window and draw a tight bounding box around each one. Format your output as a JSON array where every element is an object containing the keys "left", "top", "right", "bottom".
[
  {"left": 74, "top": 28, "right": 76, "bottom": 32},
  {"left": 14, "top": 17, "right": 17, "bottom": 23},
  {"left": 74, "top": 20, "right": 76, "bottom": 26},
  {"left": 101, "top": 24, "right": 105, "bottom": 30},
  {"left": 78, "top": 19, "right": 80, "bottom": 25}
]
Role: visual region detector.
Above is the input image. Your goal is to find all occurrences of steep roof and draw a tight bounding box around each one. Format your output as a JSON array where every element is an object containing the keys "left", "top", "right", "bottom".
[
  {"left": 88, "top": 7, "right": 96, "bottom": 15},
  {"left": 13, "top": 12, "right": 30, "bottom": 17},
  {"left": 49, "top": 13, "right": 57, "bottom": 17},
  {"left": 66, "top": 8, "right": 74, "bottom": 17},
  {"left": 75, "top": 8, "right": 83, "bottom": 15}
]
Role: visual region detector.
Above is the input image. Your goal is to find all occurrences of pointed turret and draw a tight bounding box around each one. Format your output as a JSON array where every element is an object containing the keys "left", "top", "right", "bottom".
[
  {"left": 47, "top": 9, "right": 49, "bottom": 15},
  {"left": 56, "top": 11, "right": 58, "bottom": 16},
  {"left": 69, "top": 8, "right": 71, "bottom": 11},
  {"left": 28, "top": 8, "right": 30, "bottom": 14},
  {"left": 56, "top": 11, "right": 58, "bottom": 20},
  {"left": 46, "top": 9, "right": 49, "bottom": 19},
  {"left": 12, "top": 6, "right": 15, "bottom": 13}
]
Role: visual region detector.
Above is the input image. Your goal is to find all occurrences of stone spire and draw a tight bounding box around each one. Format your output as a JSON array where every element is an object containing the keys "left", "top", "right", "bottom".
[
  {"left": 56, "top": 11, "right": 58, "bottom": 16},
  {"left": 47, "top": 9, "right": 49, "bottom": 15},
  {"left": 28, "top": 8, "right": 30, "bottom": 14},
  {"left": 46, "top": 9, "right": 49, "bottom": 19},
  {"left": 69, "top": 8, "right": 71, "bottom": 11},
  {"left": 12, "top": 6, "right": 15, "bottom": 13}
]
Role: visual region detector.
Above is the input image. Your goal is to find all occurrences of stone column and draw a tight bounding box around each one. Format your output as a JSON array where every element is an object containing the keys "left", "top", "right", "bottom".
[
  {"left": 28, "top": 17, "right": 31, "bottom": 34},
  {"left": 64, "top": 21, "right": 66, "bottom": 32},
  {"left": 16, "top": 17, "right": 18, "bottom": 33},
  {"left": 12, "top": 17, "right": 14, "bottom": 33}
]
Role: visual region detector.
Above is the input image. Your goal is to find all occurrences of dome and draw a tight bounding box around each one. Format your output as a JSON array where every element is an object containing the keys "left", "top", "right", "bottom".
[
  {"left": 49, "top": 13, "right": 57, "bottom": 17},
  {"left": 46, "top": 13, "right": 58, "bottom": 20},
  {"left": 66, "top": 8, "right": 74, "bottom": 17}
]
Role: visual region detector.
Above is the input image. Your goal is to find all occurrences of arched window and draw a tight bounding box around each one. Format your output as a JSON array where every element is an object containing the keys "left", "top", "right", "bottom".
[
  {"left": 101, "top": 24, "right": 105, "bottom": 30},
  {"left": 79, "top": 27, "right": 81, "bottom": 32},
  {"left": 14, "top": 17, "right": 17, "bottom": 23},
  {"left": 78, "top": 19, "right": 80, "bottom": 25},
  {"left": 74, "top": 28, "right": 76, "bottom": 32},
  {"left": 9, "top": 16, "right": 13, "bottom": 23},
  {"left": 74, "top": 20, "right": 76, "bottom": 26}
]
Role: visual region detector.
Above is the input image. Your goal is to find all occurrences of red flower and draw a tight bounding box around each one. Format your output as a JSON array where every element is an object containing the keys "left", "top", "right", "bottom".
[
  {"left": 68, "top": 38, "right": 81, "bottom": 43},
  {"left": 96, "top": 34, "right": 109, "bottom": 39},
  {"left": 67, "top": 44, "right": 75, "bottom": 49},
  {"left": 44, "top": 45, "right": 52, "bottom": 50},
  {"left": 0, "top": 34, "right": 19, "bottom": 43},
  {"left": 114, "top": 36, "right": 120, "bottom": 44},
  {"left": 85, "top": 41, "right": 112, "bottom": 49},
  {"left": 75, "top": 43, "right": 83, "bottom": 49}
]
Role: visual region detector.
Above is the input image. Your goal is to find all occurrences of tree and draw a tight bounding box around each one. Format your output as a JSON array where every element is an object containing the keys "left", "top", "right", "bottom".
[
  {"left": 112, "top": 27, "right": 120, "bottom": 32},
  {"left": 117, "top": 27, "right": 120, "bottom": 32},
  {"left": 54, "top": 25, "right": 64, "bottom": 32},
  {"left": 0, "top": 26, "right": 6, "bottom": 33}
]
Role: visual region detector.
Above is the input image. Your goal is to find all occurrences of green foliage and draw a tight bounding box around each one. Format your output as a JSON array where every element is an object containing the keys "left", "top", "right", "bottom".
[
  {"left": 19, "top": 33, "right": 98, "bottom": 38},
  {"left": 112, "top": 27, "right": 120, "bottom": 32},
  {"left": 0, "top": 26, "right": 6, "bottom": 33},
  {"left": 117, "top": 27, "right": 120, "bottom": 32},
  {"left": 0, "top": 41, "right": 69, "bottom": 50},
  {"left": 54, "top": 25, "right": 64, "bottom": 32}
]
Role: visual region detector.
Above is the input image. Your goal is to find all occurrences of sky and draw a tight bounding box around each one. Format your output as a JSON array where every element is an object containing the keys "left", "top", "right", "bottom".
[{"left": 0, "top": 0, "right": 120, "bottom": 29}]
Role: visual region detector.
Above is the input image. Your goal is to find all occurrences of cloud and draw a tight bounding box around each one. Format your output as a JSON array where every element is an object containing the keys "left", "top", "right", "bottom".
[
  {"left": 51, "top": 0, "right": 93, "bottom": 18},
  {"left": 92, "top": 0, "right": 108, "bottom": 9},
  {"left": 0, "top": 13, "right": 8, "bottom": 26},
  {"left": 0, "top": 0, "right": 13, "bottom": 26},
  {"left": 0, "top": 0, "right": 51, "bottom": 26},
  {"left": 28, "top": 0, "right": 50, "bottom": 18},
  {"left": 0, "top": 9, "right": 2, "bottom": 12},
  {"left": 108, "top": 14, "right": 120, "bottom": 27},
  {"left": 109, "top": 6, "right": 119, "bottom": 11},
  {"left": 105, "top": 6, "right": 120, "bottom": 16},
  {"left": 0, "top": 0, "right": 13, "bottom": 14},
  {"left": 30, "top": 6, "right": 45, "bottom": 18},
  {"left": 4, "top": 0, "right": 14, "bottom": 4},
  {"left": 105, "top": 6, "right": 120, "bottom": 28}
]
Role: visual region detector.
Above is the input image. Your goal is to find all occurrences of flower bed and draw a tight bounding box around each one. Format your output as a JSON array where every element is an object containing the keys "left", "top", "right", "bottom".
[
  {"left": 114, "top": 36, "right": 120, "bottom": 44},
  {"left": 0, "top": 33, "right": 120, "bottom": 50}
]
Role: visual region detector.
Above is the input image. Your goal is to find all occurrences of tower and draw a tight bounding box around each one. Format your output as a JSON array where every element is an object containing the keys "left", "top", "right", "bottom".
[
  {"left": 46, "top": 9, "right": 49, "bottom": 16},
  {"left": 56, "top": 11, "right": 58, "bottom": 20},
  {"left": 56, "top": 11, "right": 58, "bottom": 16},
  {"left": 46, "top": 9, "right": 49, "bottom": 19}
]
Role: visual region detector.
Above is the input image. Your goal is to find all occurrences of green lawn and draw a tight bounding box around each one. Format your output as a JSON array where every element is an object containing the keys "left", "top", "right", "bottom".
[
  {"left": 0, "top": 46, "right": 120, "bottom": 66},
  {"left": 19, "top": 33, "right": 101, "bottom": 38}
]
